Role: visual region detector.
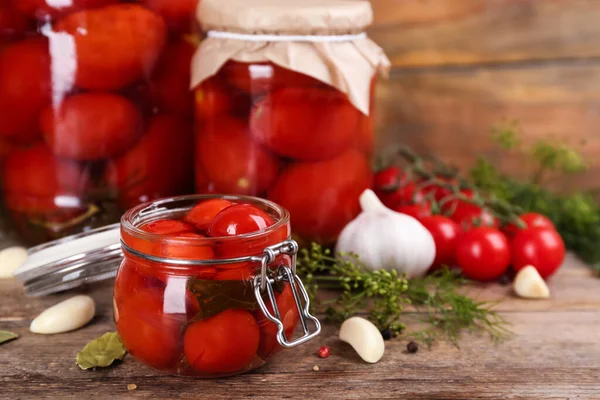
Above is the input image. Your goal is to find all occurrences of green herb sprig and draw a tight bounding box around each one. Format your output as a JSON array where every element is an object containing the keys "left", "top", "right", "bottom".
[
  {"left": 470, "top": 124, "right": 600, "bottom": 273},
  {"left": 297, "top": 243, "right": 511, "bottom": 347}
]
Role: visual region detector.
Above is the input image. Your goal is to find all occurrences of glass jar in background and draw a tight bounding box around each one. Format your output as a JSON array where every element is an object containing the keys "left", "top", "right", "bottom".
[
  {"left": 0, "top": 0, "right": 200, "bottom": 244},
  {"left": 114, "top": 195, "right": 320, "bottom": 377},
  {"left": 192, "top": 0, "right": 390, "bottom": 245}
]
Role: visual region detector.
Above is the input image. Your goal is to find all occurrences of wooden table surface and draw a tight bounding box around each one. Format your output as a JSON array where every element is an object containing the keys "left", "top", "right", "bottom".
[{"left": 1, "top": 254, "right": 600, "bottom": 400}]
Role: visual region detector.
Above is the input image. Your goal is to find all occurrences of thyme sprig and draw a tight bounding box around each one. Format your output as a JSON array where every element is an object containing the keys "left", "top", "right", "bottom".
[{"left": 297, "top": 243, "right": 511, "bottom": 347}]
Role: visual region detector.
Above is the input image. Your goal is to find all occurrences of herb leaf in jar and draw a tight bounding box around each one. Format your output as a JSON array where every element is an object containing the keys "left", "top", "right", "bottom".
[{"left": 187, "top": 278, "right": 285, "bottom": 321}]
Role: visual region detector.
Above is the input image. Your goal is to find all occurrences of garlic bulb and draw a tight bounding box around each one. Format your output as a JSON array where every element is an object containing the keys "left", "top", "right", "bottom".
[{"left": 336, "top": 189, "right": 436, "bottom": 278}]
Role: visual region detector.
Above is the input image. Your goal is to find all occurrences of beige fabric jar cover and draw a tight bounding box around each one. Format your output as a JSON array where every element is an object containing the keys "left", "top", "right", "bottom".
[{"left": 191, "top": 0, "right": 391, "bottom": 115}]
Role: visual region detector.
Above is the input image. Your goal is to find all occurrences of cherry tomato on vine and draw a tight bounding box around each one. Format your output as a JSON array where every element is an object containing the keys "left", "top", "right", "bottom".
[
  {"left": 421, "top": 176, "right": 459, "bottom": 203},
  {"left": 455, "top": 227, "right": 511, "bottom": 281},
  {"left": 419, "top": 216, "right": 460, "bottom": 269},
  {"left": 184, "top": 199, "right": 234, "bottom": 232},
  {"left": 504, "top": 212, "right": 555, "bottom": 238},
  {"left": 511, "top": 227, "right": 565, "bottom": 279},
  {"left": 374, "top": 167, "right": 420, "bottom": 208},
  {"left": 452, "top": 206, "right": 499, "bottom": 231},
  {"left": 184, "top": 309, "right": 260, "bottom": 374},
  {"left": 394, "top": 202, "right": 432, "bottom": 220}
]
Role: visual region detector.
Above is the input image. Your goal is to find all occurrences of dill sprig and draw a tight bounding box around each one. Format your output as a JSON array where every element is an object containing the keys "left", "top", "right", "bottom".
[
  {"left": 470, "top": 123, "right": 600, "bottom": 273},
  {"left": 297, "top": 243, "right": 512, "bottom": 347}
]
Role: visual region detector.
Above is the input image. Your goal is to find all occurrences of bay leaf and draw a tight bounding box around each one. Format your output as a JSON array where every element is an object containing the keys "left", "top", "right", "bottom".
[
  {"left": 76, "top": 332, "right": 127, "bottom": 370},
  {"left": 0, "top": 330, "right": 18, "bottom": 345}
]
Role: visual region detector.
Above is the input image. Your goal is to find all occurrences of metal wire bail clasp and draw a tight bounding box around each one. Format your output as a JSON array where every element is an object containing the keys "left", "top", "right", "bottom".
[{"left": 253, "top": 240, "right": 321, "bottom": 348}]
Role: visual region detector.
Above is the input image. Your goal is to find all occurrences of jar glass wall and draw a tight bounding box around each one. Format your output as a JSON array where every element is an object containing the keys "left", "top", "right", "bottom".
[
  {"left": 194, "top": 61, "right": 375, "bottom": 245},
  {"left": 0, "top": 1, "right": 199, "bottom": 244},
  {"left": 113, "top": 195, "right": 308, "bottom": 377}
]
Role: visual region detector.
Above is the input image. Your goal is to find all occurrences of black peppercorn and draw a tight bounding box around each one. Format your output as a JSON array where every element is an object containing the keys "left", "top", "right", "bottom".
[
  {"left": 406, "top": 341, "right": 419, "bottom": 354},
  {"left": 498, "top": 274, "right": 512, "bottom": 285},
  {"left": 380, "top": 329, "right": 392, "bottom": 341}
]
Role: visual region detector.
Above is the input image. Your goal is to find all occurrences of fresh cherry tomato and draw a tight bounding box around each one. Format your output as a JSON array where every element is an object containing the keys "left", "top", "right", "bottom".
[
  {"left": 0, "top": 38, "right": 50, "bottom": 144},
  {"left": 104, "top": 114, "right": 194, "bottom": 209},
  {"left": 421, "top": 177, "right": 459, "bottom": 203},
  {"left": 40, "top": 93, "right": 144, "bottom": 161},
  {"left": 374, "top": 167, "right": 423, "bottom": 208},
  {"left": 268, "top": 149, "right": 372, "bottom": 244},
  {"left": 140, "top": 219, "right": 194, "bottom": 235},
  {"left": 394, "top": 202, "right": 432, "bottom": 220},
  {"left": 183, "top": 309, "right": 260, "bottom": 374},
  {"left": 455, "top": 227, "right": 511, "bottom": 281},
  {"left": 197, "top": 116, "right": 279, "bottom": 195},
  {"left": 209, "top": 204, "right": 274, "bottom": 237},
  {"left": 504, "top": 212, "right": 555, "bottom": 238},
  {"left": 255, "top": 283, "right": 300, "bottom": 359},
  {"left": 419, "top": 216, "right": 460, "bottom": 269},
  {"left": 116, "top": 288, "right": 185, "bottom": 371},
  {"left": 184, "top": 199, "right": 234, "bottom": 231},
  {"left": 250, "top": 87, "right": 360, "bottom": 161},
  {"left": 452, "top": 206, "right": 499, "bottom": 231},
  {"left": 54, "top": 4, "right": 167, "bottom": 90},
  {"left": 511, "top": 227, "right": 565, "bottom": 279}
]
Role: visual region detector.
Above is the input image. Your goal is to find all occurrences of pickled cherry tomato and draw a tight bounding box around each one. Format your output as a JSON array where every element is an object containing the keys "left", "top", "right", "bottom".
[
  {"left": 142, "top": 0, "right": 198, "bottom": 33},
  {"left": 194, "top": 79, "right": 238, "bottom": 121},
  {"left": 196, "top": 117, "right": 279, "bottom": 195},
  {"left": 214, "top": 265, "right": 255, "bottom": 281},
  {"left": 255, "top": 283, "right": 300, "bottom": 359},
  {"left": 184, "top": 199, "right": 234, "bottom": 231},
  {"left": 0, "top": 38, "right": 50, "bottom": 144},
  {"left": 0, "top": 6, "right": 29, "bottom": 39},
  {"left": 2, "top": 145, "right": 89, "bottom": 216},
  {"left": 116, "top": 289, "right": 185, "bottom": 371},
  {"left": 269, "top": 149, "right": 372, "bottom": 244},
  {"left": 184, "top": 309, "right": 260, "bottom": 374},
  {"left": 13, "top": 0, "right": 118, "bottom": 19},
  {"left": 40, "top": 93, "right": 144, "bottom": 161},
  {"left": 54, "top": 4, "right": 167, "bottom": 90},
  {"left": 209, "top": 204, "right": 274, "bottom": 237},
  {"left": 140, "top": 219, "right": 194, "bottom": 235},
  {"left": 250, "top": 87, "right": 360, "bottom": 161},
  {"left": 151, "top": 39, "right": 196, "bottom": 118},
  {"left": 161, "top": 232, "right": 216, "bottom": 262},
  {"left": 225, "top": 61, "right": 322, "bottom": 95},
  {"left": 104, "top": 114, "right": 194, "bottom": 209}
]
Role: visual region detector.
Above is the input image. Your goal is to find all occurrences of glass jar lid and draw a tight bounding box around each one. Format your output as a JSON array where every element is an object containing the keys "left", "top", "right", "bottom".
[{"left": 14, "top": 224, "right": 122, "bottom": 297}]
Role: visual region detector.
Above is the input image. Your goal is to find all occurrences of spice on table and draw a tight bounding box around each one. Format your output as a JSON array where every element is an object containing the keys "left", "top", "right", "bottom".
[
  {"left": 127, "top": 384, "right": 137, "bottom": 391},
  {"left": 407, "top": 341, "right": 419, "bottom": 354},
  {"left": 317, "top": 346, "right": 330, "bottom": 358},
  {"left": 380, "top": 329, "right": 393, "bottom": 341},
  {"left": 312, "top": 365, "right": 320, "bottom": 372}
]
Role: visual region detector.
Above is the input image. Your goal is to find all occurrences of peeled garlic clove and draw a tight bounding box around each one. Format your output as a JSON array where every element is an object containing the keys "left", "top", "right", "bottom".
[
  {"left": 30, "top": 295, "right": 96, "bottom": 334},
  {"left": 339, "top": 317, "right": 385, "bottom": 363},
  {"left": 514, "top": 266, "right": 550, "bottom": 299},
  {"left": 0, "top": 246, "right": 28, "bottom": 279}
]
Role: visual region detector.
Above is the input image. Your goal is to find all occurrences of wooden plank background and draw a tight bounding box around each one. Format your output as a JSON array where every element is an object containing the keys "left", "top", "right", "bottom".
[{"left": 368, "top": 0, "right": 600, "bottom": 195}]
